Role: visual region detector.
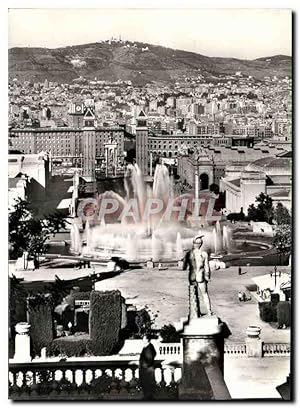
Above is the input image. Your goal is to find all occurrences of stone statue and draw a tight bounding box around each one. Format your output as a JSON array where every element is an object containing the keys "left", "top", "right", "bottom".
[{"left": 183, "top": 235, "right": 212, "bottom": 319}]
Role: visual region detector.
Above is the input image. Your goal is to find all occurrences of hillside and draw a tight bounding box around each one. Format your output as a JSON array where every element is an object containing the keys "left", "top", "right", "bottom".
[{"left": 8, "top": 41, "right": 292, "bottom": 85}]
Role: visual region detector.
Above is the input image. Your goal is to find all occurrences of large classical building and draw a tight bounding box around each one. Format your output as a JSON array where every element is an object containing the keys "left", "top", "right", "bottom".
[
  {"left": 9, "top": 126, "right": 126, "bottom": 167},
  {"left": 8, "top": 152, "right": 50, "bottom": 210},
  {"left": 220, "top": 152, "right": 292, "bottom": 213},
  {"left": 177, "top": 144, "right": 288, "bottom": 191}
]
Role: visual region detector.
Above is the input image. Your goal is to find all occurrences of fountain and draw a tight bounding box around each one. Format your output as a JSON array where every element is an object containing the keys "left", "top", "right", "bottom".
[
  {"left": 70, "top": 162, "right": 256, "bottom": 262},
  {"left": 85, "top": 220, "right": 92, "bottom": 250},
  {"left": 222, "top": 225, "right": 232, "bottom": 253},
  {"left": 176, "top": 232, "right": 184, "bottom": 260},
  {"left": 70, "top": 222, "right": 82, "bottom": 254},
  {"left": 212, "top": 221, "right": 223, "bottom": 255}
]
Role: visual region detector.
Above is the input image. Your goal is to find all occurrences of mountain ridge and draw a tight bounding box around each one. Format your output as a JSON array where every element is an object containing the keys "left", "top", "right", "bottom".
[{"left": 9, "top": 41, "right": 292, "bottom": 85}]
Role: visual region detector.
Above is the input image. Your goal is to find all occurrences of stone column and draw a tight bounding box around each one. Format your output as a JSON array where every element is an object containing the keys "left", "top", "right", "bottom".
[
  {"left": 150, "top": 152, "right": 153, "bottom": 177},
  {"left": 245, "top": 325, "right": 262, "bottom": 357},
  {"left": 179, "top": 316, "right": 230, "bottom": 400},
  {"left": 14, "top": 322, "right": 31, "bottom": 363},
  {"left": 114, "top": 148, "right": 117, "bottom": 177},
  {"left": 105, "top": 147, "right": 108, "bottom": 178},
  {"left": 194, "top": 167, "right": 199, "bottom": 217}
]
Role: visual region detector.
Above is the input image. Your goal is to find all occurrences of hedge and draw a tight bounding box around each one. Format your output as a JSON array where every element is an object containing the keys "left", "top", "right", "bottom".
[
  {"left": 277, "top": 301, "right": 290, "bottom": 327},
  {"left": 258, "top": 301, "right": 277, "bottom": 322},
  {"left": 49, "top": 334, "right": 90, "bottom": 357},
  {"left": 89, "top": 290, "right": 122, "bottom": 355},
  {"left": 28, "top": 294, "right": 54, "bottom": 356}
]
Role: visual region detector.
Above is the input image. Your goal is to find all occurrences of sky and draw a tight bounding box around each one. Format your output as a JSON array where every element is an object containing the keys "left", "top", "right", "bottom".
[{"left": 8, "top": 8, "right": 292, "bottom": 60}]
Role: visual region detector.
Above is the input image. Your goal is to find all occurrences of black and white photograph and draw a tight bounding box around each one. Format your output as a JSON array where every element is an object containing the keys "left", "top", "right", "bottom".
[{"left": 7, "top": 5, "right": 292, "bottom": 401}]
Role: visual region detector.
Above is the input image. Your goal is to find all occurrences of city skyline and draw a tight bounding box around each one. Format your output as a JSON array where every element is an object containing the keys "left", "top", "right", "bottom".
[{"left": 8, "top": 8, "right": 291, "bottom": 59}]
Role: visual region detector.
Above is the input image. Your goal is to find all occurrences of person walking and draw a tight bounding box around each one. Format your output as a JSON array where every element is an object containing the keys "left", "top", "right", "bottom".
[{"left": 139, "top": 334, "right": 157, "bottom": 400}]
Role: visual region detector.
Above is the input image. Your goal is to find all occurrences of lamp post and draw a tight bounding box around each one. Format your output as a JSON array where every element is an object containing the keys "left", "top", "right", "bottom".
[{"left": 271, "top": 266, "right": 281, "bottom": 291}]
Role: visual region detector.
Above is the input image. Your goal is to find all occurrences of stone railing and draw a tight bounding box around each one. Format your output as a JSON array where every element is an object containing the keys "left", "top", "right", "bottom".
[
  {"left": 158, "top": 342, "right": 182, "bottom": 358},
  {"left": 9, "top": 360, "right": 182, "bottom": 400},
  {"left": 224, "top": 342, "right": 290, "bottom": 358},
  {"left": 262, "top": 343, "right": 290, "bottom": 356},
  {"left": 224, "top": 343, "right": 247, "bottom": 356}
]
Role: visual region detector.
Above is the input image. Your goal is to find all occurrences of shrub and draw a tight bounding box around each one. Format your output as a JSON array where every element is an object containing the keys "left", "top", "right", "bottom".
[
  {"left": 49, "top": 334, "right": 90, "bottom": 357},
  {"left": 9, "top": 276, "right": 27, "bottom": 332},
  {"left": 89, "top": 290, "right": 122, "bottom": 355},
  {"left": 28, "top": 294, "right": 54, "bottom": 356},
  {"left": 227, "top": 210, "right": 245, "bottom": 222},
  {"left": 160, "top": 324, "right": 180, "bottom": 343},
  {"left": 277, "top": 301, "right": 291, "bottom": 327},
  {"left": 258, "top": 301, "right": 277, "bottom": 322},
  {"left": 89, "top": 373, "right": 121, "bottom": 394}
]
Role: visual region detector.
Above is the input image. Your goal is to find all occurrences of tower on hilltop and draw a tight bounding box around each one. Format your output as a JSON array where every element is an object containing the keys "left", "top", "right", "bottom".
[{"left": 135, "top": 110, "right": 149, "bottom": 176}]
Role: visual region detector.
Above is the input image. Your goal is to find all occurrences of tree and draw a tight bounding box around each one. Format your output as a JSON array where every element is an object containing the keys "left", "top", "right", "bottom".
[
  {"left": 9, "top": 198, "right": 68, "bottom": 263},
  {"left": 247, "top": 193, "right": 274, "bottom": 224},
  {"left": 273, "top": 224, "right": 292, "bottom": 264},
  {"left": 274, "top": 203, "right": 291, "bottom": 225}
]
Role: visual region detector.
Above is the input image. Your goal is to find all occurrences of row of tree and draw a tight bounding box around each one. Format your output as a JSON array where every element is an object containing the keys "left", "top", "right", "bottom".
[{"left": 226, "top": 193, "right": 292, "bottom": 258}]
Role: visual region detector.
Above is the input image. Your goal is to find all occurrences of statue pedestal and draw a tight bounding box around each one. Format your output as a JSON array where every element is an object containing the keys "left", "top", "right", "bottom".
[
  {"left": 179, "top": 315, "right": 230, "bottom": 400},
  {"left": 13, "top": 322, "right": 32, "bottom": 363}
]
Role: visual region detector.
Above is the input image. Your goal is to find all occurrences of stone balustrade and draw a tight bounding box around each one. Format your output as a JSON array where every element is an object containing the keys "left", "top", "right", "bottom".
[
  {"left": 224, "top": 342, "right": 290, "bottom": 357},
  {"left": 158, "top": 342, "right": 182, "bottom": 358},
  {"left": 9, "top": 360, "right": 182, "bottom": 400},
  {"left": 224, "top": 343, "right": 247, "bottom": 355},
  {"left": 262, "top": 343, "right": 290, "bottom": 356}
]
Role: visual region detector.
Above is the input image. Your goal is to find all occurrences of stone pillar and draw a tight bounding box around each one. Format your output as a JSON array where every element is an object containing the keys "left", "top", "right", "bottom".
[
  {"left": 105, "top": 147, "right": 108, "bottom": 178},
  {"left": 245, "top": 325, "right": 262, "bottom": 357},
  {"left": 150, "top": 152, "right": 153, "bottom": 177},
  {"left": 194, "top": 167, "right": 199, "bottom": 217},
  {"left": 113, "top": 147, "right": 117, "bottom": 177},
  {"left": 179, "top": 316, "right": 230, "bottom": 400},
  {"left": 14, "top": 322, "right": 31, "bottom": 363}
]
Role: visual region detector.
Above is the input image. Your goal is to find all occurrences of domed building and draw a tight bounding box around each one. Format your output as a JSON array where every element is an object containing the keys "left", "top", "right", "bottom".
[{"left": 220, "top": 151, "right": 292, "bottom": 213}]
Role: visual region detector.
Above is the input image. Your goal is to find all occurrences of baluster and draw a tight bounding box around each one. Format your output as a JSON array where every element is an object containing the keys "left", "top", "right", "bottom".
[
  {"left": 160, "top": 367, "right": 166, "bottom": 387},
  {"left": 31, "top": 370, "right": 38, "bottom": 397},
  {"left": 90, "top": 368, "right": 96, "bottom": 382},
  {"left": 22, "top": 370, "right": 27, "bottom": 388},
  {"left": 10, "top": 370, "right": 19, "bottom": 396},
  {"left": 19, "top": 369, "right": 29, "bottom": 397},
  {"left": 169, "top": 367, "right": 176, "bottom": 387},
  {"left": 110, "top": 368, "right": 119, "bottom": 394},
  {"left": 128, "top": 367, "right": 138, "bottom": 394},
  {"left": 50, "top": 370, "right": 59, "bottom": 396},
  {"left": 81, "top": 368, "right": 89, "bottom": 393},
  {"left": 119, "top": 368, "right": 128, "bottom": 392},
  {"left": 60, "top": 368, "right": 70, "bottom": 394},
  {"left": 70, "top": 369, "right": 77, "bottom": 393}
]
